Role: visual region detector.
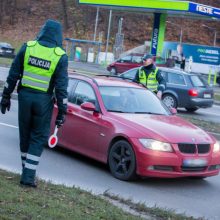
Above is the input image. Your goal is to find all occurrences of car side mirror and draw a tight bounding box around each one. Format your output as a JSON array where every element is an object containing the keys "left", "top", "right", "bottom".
[
  {"left": 170, "top": 107, "right": 177, "bottom": 115},
  {"left": 81, "top": 102, "right": 96, "bottom": 112}
]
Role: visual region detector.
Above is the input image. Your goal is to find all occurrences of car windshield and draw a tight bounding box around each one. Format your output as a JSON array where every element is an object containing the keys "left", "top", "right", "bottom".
[
  {"left": 190, "top": 75, "right": 207, "bottom": 87},
  {"left": 99, "top": 86, "right": 170, "bottom": 115}
]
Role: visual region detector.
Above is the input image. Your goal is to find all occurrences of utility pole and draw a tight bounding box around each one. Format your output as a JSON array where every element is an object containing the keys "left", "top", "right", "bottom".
[
  {"left": 105, "top": 10, "right": 112, "bottom": 63},
  {"left": 93, "top": 7, "right": 99, "bottom": 41}
]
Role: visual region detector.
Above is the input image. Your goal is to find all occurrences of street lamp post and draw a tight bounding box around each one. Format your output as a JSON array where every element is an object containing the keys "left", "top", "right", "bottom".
[
  {"left": 93, "top": 7, "right": 100, "bottom": 42},
  {"left": 105, "top": 10, "right": 112, "bottom": 63},
  {"left": 202, "top": 24, "right": 217, "bottom": 47}
]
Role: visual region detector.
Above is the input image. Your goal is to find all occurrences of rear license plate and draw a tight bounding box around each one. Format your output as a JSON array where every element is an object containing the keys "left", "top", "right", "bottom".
[
  {"left": 204, "top": 93, "right": 211, "bottom": 98},
  {"left": 183, "top": 159, "right": 207, "bottom": 167},
  {"left": 6, "top": 50, "right": 11, "bottom": 53}
]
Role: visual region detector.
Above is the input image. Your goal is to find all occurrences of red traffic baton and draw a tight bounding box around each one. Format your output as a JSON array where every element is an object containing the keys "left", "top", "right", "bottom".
[{"left": 48, "top": 126, "right": 59, "bottom": 148}]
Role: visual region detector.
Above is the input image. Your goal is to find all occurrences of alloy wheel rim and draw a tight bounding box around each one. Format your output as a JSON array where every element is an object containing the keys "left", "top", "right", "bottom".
[
  {"left": 111, "top": 144, "right": 132, "bottom": 175},
  {"left": 163, "top": 96, "right": 175, "bottom": 108}
]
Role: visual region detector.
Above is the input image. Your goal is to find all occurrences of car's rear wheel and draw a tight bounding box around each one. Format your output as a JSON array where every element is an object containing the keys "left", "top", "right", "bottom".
[
  {"left": 185, "top": 107, "right": 198, "bottom": 112},
  {"left": 110, "top": 67, "right": 117, "bottom": 75},
  {"left": 108, "top": 140, "right": 136, "bottom": 181},
  {"left": 162, "top": 94, "right": 178, "bottom": 109}
]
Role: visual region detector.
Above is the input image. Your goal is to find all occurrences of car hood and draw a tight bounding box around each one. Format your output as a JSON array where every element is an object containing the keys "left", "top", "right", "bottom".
[{"left": 112, "top": 113, "right": 213, "bottom": 144}]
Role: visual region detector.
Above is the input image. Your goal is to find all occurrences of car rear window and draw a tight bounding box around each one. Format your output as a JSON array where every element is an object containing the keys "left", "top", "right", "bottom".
[
  {"left": 190, "top": 75, "right": 206, "bottom": 87},
  {"left": 132, "top": 56, "right": 142, "bottom": 63},
  {"left": 120, "top": 55, "right": 131, "bottom": 63}
]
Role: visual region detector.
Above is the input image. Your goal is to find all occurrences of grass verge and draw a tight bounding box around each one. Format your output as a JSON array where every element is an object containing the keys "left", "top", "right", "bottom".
[
  {"left": 0, "top": 57, "right": 13, "bottom": 67},
  {"left": 103, "top": 191, "right": 202, "bottom": 220},
  {"left": 0, "top": 169, "right": 202, "bottom": 220},
  {"left": 0, "top": 169, "right": 142, "bottom": 220},
  {"left": 179, "top": 114, "right": 220, "bottom": 134},
  {"left": 214, "top": 93, "right": 220, "bottom": 102},
  {"left": 0, "top": 38, "right": 24, "bottom": 67}
]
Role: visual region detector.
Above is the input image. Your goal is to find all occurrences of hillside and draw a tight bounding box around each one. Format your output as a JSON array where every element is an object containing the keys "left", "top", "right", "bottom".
[{"left": 0, "top": 0, "right": 220, "bottom": 51}]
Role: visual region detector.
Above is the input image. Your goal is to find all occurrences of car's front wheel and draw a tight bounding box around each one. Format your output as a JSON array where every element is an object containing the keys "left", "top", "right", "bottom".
[
  {"left": 185, "top": 107, "right": 198, "bottom": 112},
  {"left": 108, "top": 140, "right": 136, "bottom": 181},
  {"left": 162, "top": 94, "right": 178, "bottom": 109}
]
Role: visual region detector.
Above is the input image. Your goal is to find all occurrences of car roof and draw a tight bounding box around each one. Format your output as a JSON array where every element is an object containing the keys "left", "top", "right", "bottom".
[
  {"left": 159, "top": 67, "right": 196, "bottom": 76},
  {"left": 69, "top": 72, "right": 143, "bottom": 88}
]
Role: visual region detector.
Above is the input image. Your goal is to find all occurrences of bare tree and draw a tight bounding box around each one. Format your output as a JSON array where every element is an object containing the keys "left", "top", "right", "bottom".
[
  {"left": 61, "top": 0, "right": 69, "bottom": 31},
  {"left": 10, "top": 0, "right": 17, "bottom": 25},
  {"left": 0, "top": 0, "right": 3, "bottom": 25}
]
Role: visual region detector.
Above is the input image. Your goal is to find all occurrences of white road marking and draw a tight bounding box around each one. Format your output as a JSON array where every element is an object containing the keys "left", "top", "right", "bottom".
[{"left": 0, "top": 122, "right": 18, "bottom": 129}]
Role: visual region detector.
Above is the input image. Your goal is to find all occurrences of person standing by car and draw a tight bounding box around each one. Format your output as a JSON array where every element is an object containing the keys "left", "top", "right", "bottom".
[
  {"left": 134, "top": 54, "right": 166, "bottom": 99},
  {"left": 180, "top": 53, "right": 186, "bottom": 71},
  {"left": 0, "top": 19, "right": 68, "bottom": 187}
]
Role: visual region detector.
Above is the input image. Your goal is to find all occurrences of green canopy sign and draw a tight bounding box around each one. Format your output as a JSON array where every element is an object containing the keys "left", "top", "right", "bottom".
[{"left": 78, "top": 0, "right": 189, "bottom": 11}]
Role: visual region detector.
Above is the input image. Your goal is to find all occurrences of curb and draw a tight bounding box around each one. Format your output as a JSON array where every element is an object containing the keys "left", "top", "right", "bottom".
[{"left": 209, "top": 132, "right": 220, "bottom": 141}]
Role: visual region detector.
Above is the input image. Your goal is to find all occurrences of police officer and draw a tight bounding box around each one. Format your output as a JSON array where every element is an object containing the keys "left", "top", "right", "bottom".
[
  {"left": 134, "top": 54, "right": 166, "bottom": 99},
  {"left": 0, "top": 19, "right": 68, "bottom": 187}
]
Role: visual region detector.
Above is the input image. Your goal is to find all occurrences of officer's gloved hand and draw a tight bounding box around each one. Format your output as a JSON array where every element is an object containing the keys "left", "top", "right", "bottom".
[
  {"left": 156, "top": 91, "right": 162, "bottom": 99},
  {"left": 0, "top": 94, "right": 11, "bottom": 114},
  {"left": 55, "top": 113, "right": 66, "bottom": 128}
]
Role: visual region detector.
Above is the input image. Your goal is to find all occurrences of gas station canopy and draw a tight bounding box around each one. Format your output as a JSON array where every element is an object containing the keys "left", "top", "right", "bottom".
[
  {"left": 78, "top": 0, "right": 220, "bottom": 57},
  {"left": 78, "top": 0, "right": 220, "bottom": 20}
]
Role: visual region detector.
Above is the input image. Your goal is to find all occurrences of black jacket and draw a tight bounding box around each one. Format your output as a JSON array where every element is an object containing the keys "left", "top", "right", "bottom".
[
  {"left": 3, "top": 19, "right": 68, "bottom": 114},
  {"left": 134, "top": 64, "right": 166, "bottom": 92}
]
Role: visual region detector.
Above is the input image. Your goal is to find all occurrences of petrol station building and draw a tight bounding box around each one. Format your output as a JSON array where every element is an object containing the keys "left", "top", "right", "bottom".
[{"left": 77, "top": 0, "right": 220, "bottom": 75}]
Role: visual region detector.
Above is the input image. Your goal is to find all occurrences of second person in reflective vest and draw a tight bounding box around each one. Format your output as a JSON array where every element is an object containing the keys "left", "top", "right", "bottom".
[{"left": 134, "top": 54, "right": 166, "bottom": 99}]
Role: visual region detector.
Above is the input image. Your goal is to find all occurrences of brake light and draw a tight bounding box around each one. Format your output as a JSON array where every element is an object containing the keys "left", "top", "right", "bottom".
[{"left": 188, "top": 89, "right": 198, "bottom": 97}]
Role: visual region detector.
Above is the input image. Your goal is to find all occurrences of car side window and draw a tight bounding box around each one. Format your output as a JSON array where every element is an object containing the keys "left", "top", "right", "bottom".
[
  {"left": 132, "top": 56, "right": 142, "bottom": 63},
  {"left": 71, "top": 81, "right": 97, "bottom": 106},
  {"left": 167, "top": 72, "right": 186, "bottom": 85},
  {"left": 121, "top": 55, "right": 132, "bottom": 63},
  {"left": 67, "top": 79, "right": 78, "bottom": 102}
]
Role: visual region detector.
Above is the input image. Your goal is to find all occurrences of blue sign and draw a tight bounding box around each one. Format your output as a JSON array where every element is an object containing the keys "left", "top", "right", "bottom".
[
  {"left": 162, "top": 42, "right": 220, "bottom": 66},
  {"left": 151, "top": 13, "right": 161, "bottom": 56},
  {"left": 189, "top": 2, "right": 220, "bottom": 19}
]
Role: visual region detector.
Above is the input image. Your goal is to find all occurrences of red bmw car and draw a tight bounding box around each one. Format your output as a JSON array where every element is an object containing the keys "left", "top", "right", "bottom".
[{"left": 51, "top": 73, "right": 220, "bottom": 181}]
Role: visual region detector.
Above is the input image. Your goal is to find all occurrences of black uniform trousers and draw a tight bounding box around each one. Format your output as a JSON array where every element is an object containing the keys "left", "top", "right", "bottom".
[{"left": 18, "top": 88, "right": 53, "bottom": 184}]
